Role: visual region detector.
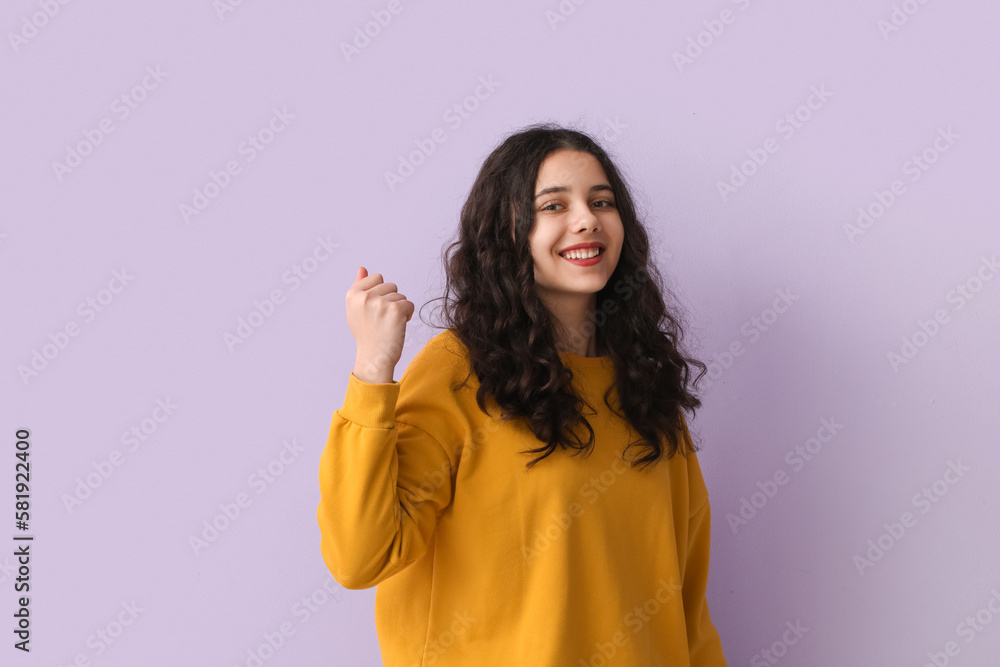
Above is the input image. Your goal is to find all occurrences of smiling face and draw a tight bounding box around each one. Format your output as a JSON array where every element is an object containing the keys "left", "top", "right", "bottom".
[{"left": 527, "top": 149, "right": 624, "bottom": 313}]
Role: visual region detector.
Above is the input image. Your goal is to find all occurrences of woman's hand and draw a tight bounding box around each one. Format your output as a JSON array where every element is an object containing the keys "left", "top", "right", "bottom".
[{"left": 346, "top": 266, "right": 414, "bottom": 383}]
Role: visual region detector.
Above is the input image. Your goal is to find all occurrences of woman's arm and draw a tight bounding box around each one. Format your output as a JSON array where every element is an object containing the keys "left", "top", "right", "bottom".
[
  {"left": 683, "top": 498, "right": 728, "bottom": 666},
  {"left": 317, "top": 370, "right": 455, "bottom": 590},
  {"left": 678, "top": 413, "right": 729, "bottom": 665}
]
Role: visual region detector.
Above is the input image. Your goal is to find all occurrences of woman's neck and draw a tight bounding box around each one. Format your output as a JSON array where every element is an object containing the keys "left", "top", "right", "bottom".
[
  {"left": 543, "top": 294, "right": 600, "bottom": 357},
  {"left": 556, "top": 335, "right": 599, "bottom": 357}
]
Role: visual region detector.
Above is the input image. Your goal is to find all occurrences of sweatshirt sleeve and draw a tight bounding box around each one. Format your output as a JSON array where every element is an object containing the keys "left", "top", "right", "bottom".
[
  {"left": 683, "top": 499, "right": 728, "bottom": 666},
  {"left": 678, "top": 414, "right": 728, "bottom": 666},
  {"left": 317, "top": 365, "right": 457, "bottom": 590}
]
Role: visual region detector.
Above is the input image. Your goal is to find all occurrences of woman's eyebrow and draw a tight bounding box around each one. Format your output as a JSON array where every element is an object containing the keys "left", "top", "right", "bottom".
[{"left": 534, "top": 184, "right": 614, "bottom": 199}]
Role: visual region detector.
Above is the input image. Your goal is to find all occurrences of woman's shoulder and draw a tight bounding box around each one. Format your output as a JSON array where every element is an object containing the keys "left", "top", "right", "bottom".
[
  {"left": 419, "top": 328, "right": 469, "bottom": 361},
  {"left": 401, "top": 328, "right": 473, "bottom": 384}
]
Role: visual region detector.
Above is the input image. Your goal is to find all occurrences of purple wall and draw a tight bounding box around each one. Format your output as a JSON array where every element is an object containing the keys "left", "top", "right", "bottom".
[{"left": 3, "top": 0, "right": 998, "bottom": 664}]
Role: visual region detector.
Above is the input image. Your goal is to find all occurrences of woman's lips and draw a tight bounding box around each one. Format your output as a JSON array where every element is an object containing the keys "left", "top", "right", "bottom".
[{"left": 559, "top": 248, "right": 605, "bottom": 266}]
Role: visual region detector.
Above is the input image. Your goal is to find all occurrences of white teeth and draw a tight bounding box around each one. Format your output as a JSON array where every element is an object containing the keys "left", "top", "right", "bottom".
[{"left": 561, "top": 248, "right": 601, "bottom": 260}]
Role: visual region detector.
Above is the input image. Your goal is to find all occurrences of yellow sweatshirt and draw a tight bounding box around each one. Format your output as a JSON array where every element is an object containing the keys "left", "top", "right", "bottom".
[{"left": 317, "top": 329, "right": 727, "bottom": 666}]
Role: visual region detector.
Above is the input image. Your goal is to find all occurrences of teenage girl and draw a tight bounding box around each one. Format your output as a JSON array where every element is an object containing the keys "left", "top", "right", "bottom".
[{"left": 318, "top": 123, "right": 728, "bottom": 666}]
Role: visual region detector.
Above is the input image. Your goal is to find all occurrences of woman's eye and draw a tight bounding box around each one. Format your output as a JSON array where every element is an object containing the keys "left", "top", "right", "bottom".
[{"left": 541, "top": 201, "right": 615, "bottom": 211}]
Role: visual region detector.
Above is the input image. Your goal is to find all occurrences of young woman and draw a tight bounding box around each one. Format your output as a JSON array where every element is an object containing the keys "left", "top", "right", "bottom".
[{"left": 318, "top": 123, "right": 728, "bottom": 666}]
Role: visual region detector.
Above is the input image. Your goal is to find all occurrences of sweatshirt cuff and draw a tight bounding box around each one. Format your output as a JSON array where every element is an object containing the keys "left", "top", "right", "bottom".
[{"left": 337, "top": 372, "right": 400, "bottom": 429}]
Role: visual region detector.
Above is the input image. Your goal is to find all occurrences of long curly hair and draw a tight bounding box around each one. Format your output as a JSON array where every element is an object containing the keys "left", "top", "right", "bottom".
[{"left": 422, "top": 122, "right": 707, "bottom": 471}]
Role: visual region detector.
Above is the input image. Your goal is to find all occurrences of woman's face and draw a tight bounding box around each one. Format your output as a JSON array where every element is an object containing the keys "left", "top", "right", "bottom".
[{"left": 527, "top": 149, "right": 624, "bottom": 307}]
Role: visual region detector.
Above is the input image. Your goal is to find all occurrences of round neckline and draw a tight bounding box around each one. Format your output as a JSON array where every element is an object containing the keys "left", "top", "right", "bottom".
[{"left": 557, "top": 348, "right": 612, "bottom": 368}]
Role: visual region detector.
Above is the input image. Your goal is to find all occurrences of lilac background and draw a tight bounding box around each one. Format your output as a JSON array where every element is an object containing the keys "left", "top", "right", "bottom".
[{"left": 2, "top": 0, "right": 999, "bottom": 665}]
